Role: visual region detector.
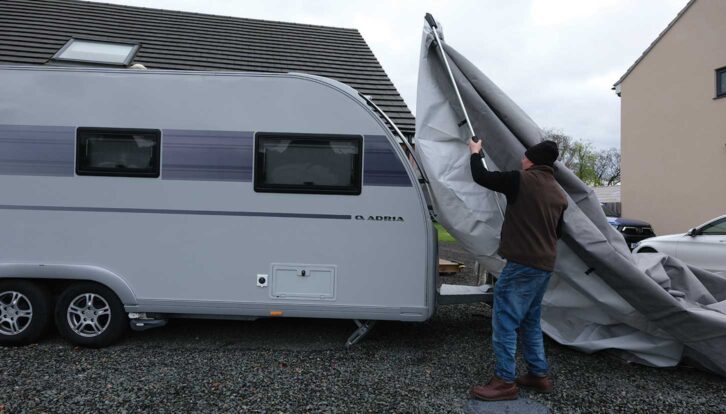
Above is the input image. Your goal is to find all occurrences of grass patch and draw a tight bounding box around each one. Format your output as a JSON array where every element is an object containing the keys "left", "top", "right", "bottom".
[{"left": 434, "top": 222, "right": 457, "bottom": 243}]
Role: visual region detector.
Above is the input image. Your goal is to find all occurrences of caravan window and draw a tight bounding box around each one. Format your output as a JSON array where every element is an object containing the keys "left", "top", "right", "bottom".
[
  {"left": 76, "top": 128, "right": 160, "bottom": 177},
  {"left": 254, "top": 134, "right": 362, "bottom": 195}
]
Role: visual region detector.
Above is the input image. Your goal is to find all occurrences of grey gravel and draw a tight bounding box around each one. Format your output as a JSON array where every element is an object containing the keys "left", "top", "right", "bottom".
[
  {"left": 0, "top": 242, "right": 724, "bottom": 413},
  {"left": 466, "top": 397, "right": 549, "bottom": 414}
]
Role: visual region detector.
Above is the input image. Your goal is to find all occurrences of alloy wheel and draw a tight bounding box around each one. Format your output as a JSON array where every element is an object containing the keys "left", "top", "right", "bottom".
[
  {"left": 66, "top": 293, "right": 112, "bottom": 337},
  {"left": 0, "top": 291, "right": 33, "bottom": 336}
]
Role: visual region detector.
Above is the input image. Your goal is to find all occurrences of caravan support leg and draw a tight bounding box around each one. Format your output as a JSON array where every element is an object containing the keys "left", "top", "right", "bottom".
[{"left": 345, "top": 320, "right": 376, "bottom": 347}]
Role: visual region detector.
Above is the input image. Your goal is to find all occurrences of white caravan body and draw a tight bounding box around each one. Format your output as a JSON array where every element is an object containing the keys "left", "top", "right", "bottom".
[{"left": 0, "top": 66, "right": 437, "bottom": 325}]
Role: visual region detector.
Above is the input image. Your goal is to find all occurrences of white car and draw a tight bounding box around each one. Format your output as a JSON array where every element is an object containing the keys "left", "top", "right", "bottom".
[{"left": 633, "top": 215, "right": 726, "bottom": 274}]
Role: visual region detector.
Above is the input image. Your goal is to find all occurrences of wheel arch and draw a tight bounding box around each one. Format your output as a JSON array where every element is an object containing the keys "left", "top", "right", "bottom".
[{"left": 0, "top": 264, "right": 137, "bottom": 305}]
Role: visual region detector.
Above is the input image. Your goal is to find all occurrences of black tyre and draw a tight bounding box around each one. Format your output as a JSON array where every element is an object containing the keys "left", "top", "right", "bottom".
[
  {"left": 0, "top": 280, "right": 51, "bottom": 346},
  {"left": 637, "top": 247, "right": 657, "bottom": 253},
  {"left": 55, "top": 282, "right": 127, "bottom": 348}
]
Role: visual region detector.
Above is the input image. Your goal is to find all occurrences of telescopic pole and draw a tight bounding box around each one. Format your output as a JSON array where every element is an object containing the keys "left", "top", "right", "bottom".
[
  {"left": 424, "top": 14, "right": 477, "bottom": 142},
  {"left": 424, "top": 13, "right": 505, "bottom": 218}
]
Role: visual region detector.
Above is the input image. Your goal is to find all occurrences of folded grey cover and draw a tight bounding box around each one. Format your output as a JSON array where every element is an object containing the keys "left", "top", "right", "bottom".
[{"left": 415, "top": 19, "right": 726, "bottom": 376}]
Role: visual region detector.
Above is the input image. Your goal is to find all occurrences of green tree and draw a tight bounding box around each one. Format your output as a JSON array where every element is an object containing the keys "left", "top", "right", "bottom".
[
  {"left": 543, "top": 129, "right": 617, "bottom": 186},
  {"left": 594, "top": 148, "right": 621, "bottom": 186},
  {"left": 570, "top": 141, "right": 599, "bottom": 185}
]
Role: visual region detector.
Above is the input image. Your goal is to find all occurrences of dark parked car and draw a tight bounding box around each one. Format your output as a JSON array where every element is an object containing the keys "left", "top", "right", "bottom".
[{"left": 601, "top": 204, "right": 656, "bottom": 250}]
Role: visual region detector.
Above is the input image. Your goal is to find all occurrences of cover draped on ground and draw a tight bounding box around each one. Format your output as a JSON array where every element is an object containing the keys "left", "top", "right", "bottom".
[{"left": 414, "top": 19, "right": 726, "bottom": 376}]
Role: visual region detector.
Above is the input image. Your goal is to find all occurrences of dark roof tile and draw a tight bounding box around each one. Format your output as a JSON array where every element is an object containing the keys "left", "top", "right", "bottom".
[{"left": 0, "top": 0, "right": 414, "bottom": 136}]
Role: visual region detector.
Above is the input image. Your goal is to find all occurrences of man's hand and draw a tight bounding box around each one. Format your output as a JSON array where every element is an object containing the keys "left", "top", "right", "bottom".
[{"left": 469, "top": 136, "right": 483, "bottom": 155}]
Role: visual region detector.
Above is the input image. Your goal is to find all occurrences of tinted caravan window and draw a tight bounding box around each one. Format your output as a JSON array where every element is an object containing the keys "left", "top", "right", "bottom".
[
  {"left": 255, "top": 134, "right": 362, "bottom": 195},
  {"left": 76, "top": 128, "right": 160, "bottom": 177}
]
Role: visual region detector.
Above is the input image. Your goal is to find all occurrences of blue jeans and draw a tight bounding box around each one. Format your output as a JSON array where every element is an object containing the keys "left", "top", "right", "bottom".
[{"left": 492, "top": 261, "right": 552, "bottom": 382}]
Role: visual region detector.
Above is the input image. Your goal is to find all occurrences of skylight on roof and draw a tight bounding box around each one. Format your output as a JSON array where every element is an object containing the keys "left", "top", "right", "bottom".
[{"left": 52, "top": 39, "right": 139, "bottom": 66}]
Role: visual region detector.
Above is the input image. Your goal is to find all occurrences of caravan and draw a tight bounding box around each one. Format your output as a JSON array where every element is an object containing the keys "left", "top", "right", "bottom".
[{"left": 0, "top": 66, "right": 441, "bottom": 347}]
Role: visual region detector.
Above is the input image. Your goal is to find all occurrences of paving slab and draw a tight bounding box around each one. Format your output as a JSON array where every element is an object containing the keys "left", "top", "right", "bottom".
[{"left": 465, "top": 397, "right": 550, "bottom": 414}]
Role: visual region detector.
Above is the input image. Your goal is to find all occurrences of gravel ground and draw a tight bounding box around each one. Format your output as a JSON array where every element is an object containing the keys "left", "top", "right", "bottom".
[{"left": 1, "top": 242, "right": 725, "bottom": 413}]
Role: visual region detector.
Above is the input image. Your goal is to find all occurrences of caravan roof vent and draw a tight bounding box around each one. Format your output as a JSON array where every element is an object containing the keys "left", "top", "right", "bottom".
[{"left": 52, "top": 39, "right": 139, "bottom": 66}]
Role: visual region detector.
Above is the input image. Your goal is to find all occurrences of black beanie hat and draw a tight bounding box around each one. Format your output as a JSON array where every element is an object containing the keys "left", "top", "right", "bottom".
[{"left": 525, "top": 140, "right": 559, "bottom": 167}]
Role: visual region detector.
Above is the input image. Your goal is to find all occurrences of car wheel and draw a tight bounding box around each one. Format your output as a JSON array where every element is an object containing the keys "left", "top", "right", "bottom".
[
  {"left": 55, "top": 282, "right": 128, "bottom": 348},
  {"left": 637, "top": 247, "right": 657, "bottom": 253},
  {"left": 0, "top": 280, "right": 51, "bottom": 346}
]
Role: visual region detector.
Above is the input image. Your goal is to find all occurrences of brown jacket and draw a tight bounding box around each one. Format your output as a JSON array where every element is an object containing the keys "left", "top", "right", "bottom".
[{"left": 470, "top": 155, "right": 568, "bottom": 271}]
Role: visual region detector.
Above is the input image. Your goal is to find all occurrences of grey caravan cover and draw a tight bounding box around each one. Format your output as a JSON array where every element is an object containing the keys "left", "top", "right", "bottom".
[{"left": 415, "top": 20, "right": 726, "bottom": 376}]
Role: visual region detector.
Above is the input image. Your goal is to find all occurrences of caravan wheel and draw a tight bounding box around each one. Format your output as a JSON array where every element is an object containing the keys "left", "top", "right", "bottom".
[
  {"left": 0, "top": 280, "right": 51, "bottom": 346},
  {"left": 55, "top": 283, "right": 128, "bottom": 348}
]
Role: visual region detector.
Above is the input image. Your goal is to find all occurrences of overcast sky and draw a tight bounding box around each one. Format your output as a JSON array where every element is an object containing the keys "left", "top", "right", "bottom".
[{"left": 93, "top": 0, "right": 689, "bottom": 149}]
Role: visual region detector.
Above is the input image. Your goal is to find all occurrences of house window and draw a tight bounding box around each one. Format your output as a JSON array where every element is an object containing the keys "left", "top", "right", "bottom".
[
  {"left": 717, "top": 67, "right": 726, "bottom": 98},
  {"left": 76, "top": 128, "right": 160, "bottom": 177},
  {"left": 53, "top": 39, "right": 139, "bottom": 66},
  {"left": 254, "top": 133, "right": 362, "bottom": 195}
]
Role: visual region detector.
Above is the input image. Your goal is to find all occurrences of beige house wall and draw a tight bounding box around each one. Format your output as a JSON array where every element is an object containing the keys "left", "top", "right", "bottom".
[{"left": 620, "top": 0, "right": 726, "bottom": 235}]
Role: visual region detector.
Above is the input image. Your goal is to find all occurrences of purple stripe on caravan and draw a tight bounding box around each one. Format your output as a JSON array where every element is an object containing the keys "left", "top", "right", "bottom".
[
  {"left": 0, "top": 125, "right": 74, "bottom": 176},
  {"left": 363, "top": 135, "right": 411, "bottom": 187},
  {"left": 0, "top": 126, "right": 411, "bottom": 187},
  {"left": 162, "top": 129, "right": 253, "bottom": 181},
  {"left": 161, "top": 130, "right": 411, "bottom": 187}
]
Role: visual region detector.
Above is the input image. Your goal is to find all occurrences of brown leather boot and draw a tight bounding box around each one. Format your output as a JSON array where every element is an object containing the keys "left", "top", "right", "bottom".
[
  {"left": 469, "top": 376, "right": 519, "bottom": 401},
  {"left": 516, "top": 372, "right": 554, "bottom": 393}
]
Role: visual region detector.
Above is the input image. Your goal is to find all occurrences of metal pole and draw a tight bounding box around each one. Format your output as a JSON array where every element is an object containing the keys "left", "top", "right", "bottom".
[
  {"left": 425, "top": 13, "right": 476, "bottom": 141},
  {"left": 424, "top": 13, "right": 505, "bottom": 218}
]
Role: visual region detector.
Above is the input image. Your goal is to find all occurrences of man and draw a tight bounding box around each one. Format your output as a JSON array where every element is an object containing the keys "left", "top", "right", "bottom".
[{"left": 467, "top": 139, "right": 567, "bottom": 401}]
